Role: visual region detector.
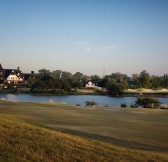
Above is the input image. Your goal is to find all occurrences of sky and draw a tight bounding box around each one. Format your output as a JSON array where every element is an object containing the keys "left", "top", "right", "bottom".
[{"left": 0, "top": 0, "right": 168, "bottom": 77}]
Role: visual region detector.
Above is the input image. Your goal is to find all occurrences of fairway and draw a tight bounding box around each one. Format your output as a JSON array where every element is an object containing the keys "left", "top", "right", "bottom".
[{"left": 0, "top": 100, "right": 168, "bottom": 153}]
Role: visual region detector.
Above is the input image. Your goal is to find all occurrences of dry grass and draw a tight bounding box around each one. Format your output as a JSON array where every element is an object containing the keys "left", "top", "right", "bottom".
[
  {"left": 0, "top": 115, "right": 168, "bottom": 162},
  {"left": 76, "top": 88, "right": 95, "bottom": 94},
  {"left": 0, "top": 100, "right": 168, "bottom": 161}
]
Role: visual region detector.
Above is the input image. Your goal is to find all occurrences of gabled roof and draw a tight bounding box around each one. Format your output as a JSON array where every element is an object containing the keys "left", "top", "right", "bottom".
[
  {"left": 2, "top": 69, "right": 24, "bottom": 79},
  {"left": 85, "top": 80, "right": 92, "bottom": 84},
  {"left": 23, "top": 73, "right": 31, "bottom": 80},
  {"left": 3, "top": 69, "right": 12, "bottom": 79},
  {"left": 0, "top": 64, "right": 32, "bottom": 81},
  {"left": 85, "top": 80, "right": 98, "bottom": 84}
]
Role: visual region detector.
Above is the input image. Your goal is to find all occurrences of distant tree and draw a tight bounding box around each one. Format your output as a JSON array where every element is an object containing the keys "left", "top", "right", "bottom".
[
  {"left": 90, "top": 75, "right": 102, "bottom": 86},
  {"left": 61, "top": 71, "right": 72, "bottom": 79},
  {"left": 132, "top": 74, "right": 139, "bottom": 81},
  {"left": 54, "top": 78, "right": 62, "bottom": 89},
  {"left": 138, "top": 70, "right": 151, "bottom": 88},
  {"left": 130, "top": 74, "right": 141, "bottom": 89},
  {"left": 71, "top": 72, "right": 84, "bottom": 88},
  {"left": 107, "top": 83, "right": 124, "bottom": 96},
  {"left": 52, "top": 70, "right": 62, "bottom": 79},
  {"left": 38, "top": 69, "right": 51, "bottom": 79},
  {"left": 151, "top": 76, "right": 161, "bottom": 88},
  {"left": 110, "top": 72, "right": 128, "bottom": 82},
  {"left": 73, "top": 72, "right": 83, "bottom": 81},
  {"left": 100, "top": 75, "right": 113, "bottom": 88},
  {"left": 90, "top": 75, "right": 101, "bottom": 82},
  {"left": 163, "top": 74, "right": 168, "bottom": 88},
  {"left": 71, "top": 80, "right": 83, "bottom": 88},
  {"left": 60, "top": 79, "right": 71, "bottom": 91},
  {"left": 151, "top": 74, "right": 168, "bottom": 89},
  {"left": 100, "top": 72, "right": 128, "bottom": 90},
  {"left": 81, "top": 75, "right": 90, "bottom": 83}
]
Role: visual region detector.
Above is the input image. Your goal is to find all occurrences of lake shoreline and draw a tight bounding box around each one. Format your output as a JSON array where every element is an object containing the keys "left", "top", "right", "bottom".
[
  {"left": 1, "top": 91, "right": 168, "bottom": 98},
  {"left": 1, "top": 87, "right": 168, "bottom": 98}
]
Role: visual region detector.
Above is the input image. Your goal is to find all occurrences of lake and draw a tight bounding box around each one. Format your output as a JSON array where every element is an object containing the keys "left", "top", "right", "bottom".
[{"left": 0, "top": 94, "right": 168, "bottom": 107}]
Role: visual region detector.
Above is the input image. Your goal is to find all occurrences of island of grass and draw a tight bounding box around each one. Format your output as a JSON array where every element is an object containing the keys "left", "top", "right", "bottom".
[{"left": 0, "top": 100, "right": 168, "bottom": 161}]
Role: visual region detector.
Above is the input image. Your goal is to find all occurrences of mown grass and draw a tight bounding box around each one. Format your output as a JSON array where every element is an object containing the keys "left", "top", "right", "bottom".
[
  {"left": 124, "top": 88, "right": 168, "bottom": 94},
  {"left": 76, "top": 88, "right": 95, "bottom": 94},
  {"left": 0, "top": 100, "right": 168, "bottom": 161},
  {"left": 0, "top": 114, "right": 168, "bottom": 162}
]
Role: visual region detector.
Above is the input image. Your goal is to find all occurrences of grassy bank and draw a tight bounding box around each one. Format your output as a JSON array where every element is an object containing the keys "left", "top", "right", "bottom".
[
  {"left": 0, "top": 100, "right": 168, "bottom": 161},
  {"left": 0, "top": 115, "right": 168, "bottom": 162}
]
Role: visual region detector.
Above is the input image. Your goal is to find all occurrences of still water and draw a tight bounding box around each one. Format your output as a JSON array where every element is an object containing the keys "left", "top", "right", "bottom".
[{"left": 0, "top": 94, "right": 168, "bottom": 107}]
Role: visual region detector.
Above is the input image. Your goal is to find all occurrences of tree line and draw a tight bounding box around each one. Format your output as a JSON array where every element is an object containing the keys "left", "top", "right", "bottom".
[{"left": 29, "top": 69, "right": 168, "bottom": 95}]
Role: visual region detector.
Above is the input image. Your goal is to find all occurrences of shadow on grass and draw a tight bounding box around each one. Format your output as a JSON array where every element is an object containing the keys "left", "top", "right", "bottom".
[{"left": 54, "top": 127, "right": 168, "bottom": 152}]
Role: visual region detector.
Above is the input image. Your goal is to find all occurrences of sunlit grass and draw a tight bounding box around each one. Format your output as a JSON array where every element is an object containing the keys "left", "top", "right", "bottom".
[
  {"left": 0, "top": 100, "right": 168, "bottom": 161},
  {"left": 0, "top": 115, "right": 168, "bottom": 162}
]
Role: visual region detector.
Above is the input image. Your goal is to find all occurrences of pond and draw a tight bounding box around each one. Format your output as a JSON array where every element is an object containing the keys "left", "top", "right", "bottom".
[{"left": 0, "top": 94, "right": 168, "bottom": 107}]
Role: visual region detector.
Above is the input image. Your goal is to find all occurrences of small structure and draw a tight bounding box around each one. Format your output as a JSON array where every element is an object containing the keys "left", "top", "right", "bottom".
[
  {"left": 85, "top": 80, "right": 101, "bottom": 90},
  {"left": 5, "top": 67, "right": 24, "bottom": 84},
  {"left": 85, "top": 80, "right": 96, "bottom": 88},
  {"left": 0, "top": 64, "right": 34, "bottom": 87}
]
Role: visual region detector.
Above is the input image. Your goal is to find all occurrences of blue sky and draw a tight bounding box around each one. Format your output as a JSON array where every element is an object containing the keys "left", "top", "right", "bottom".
[{"left": 0, "top": 0, "right": 168, "bottom": 76}]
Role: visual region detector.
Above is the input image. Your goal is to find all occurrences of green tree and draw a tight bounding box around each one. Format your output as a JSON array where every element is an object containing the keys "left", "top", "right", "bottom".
[
  {"left": 52, "top": 70, "right": 62, "bottom": 79},
  {"left": 107, "top": 83, "right": 124, "bottom": 96},
  {"left": 38, "top": 69, "right": 51, "bottom": 79},
  {"left": 138, "top": 70, "right": 151, "bottom": 88},
  {"left": 61, "top": 71, "right": 72, "bottom": 79},
  {"left": 90, "top": 75, "right": 101, "bottom": 82},
  {"left": 81, "top": 75, "right": 90, "bottom": 83},
  {"left": 73, "top": 72, "right": 83, "bottom": 81},
  {"left": 130, "top": 74, "right": 141, "bottom": 89},
  {"left": 100, "top": 75, "right": 113, "bottom": 88}
]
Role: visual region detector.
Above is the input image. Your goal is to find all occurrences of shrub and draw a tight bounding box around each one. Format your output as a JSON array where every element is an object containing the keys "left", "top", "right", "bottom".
[
  {"left": 135, "top": 97, "right": 160, "bottom": 108},
  {"left": 130, "top": 103, "right": 138, "bottom": 108},
  {"left": 104, "top": 105, "right": 109, "bottom": 107},
  {"left": 76, "top": 104, "right": 81, "bottom": 106},
  {"left": 85, "top": 101, "right": 97, "bottom": 106},
  {"left": 120, "top": 102, "right": 127, "bottom": 108}
]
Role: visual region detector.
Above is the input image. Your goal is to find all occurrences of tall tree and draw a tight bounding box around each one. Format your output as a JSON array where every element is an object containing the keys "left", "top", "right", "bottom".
[
  {"left": 107, "top": 82, "right": 124, "bottom": 96},
  {"left": 52, "top": 70, "right": 62, "bottom": 79},
  {"left": 38, "top": 69, "right": 51, "bottom": 81},
  {"left": 61, "top": 71, "right": 72, "bottom": 79},
  {"left": 73, "top": 72, "right": 83, "bottom": 81},
  {"left": 138, "top": 70, "right": 151, "bottom": 88}
]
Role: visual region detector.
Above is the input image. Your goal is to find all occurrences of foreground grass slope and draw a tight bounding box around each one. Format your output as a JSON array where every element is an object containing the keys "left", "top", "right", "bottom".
[
  {"left": 0, "top": 100, "right": 168, "bottom": 152},
  {"left": 0, "top": 115, "right": 168, "bottom": 162}
]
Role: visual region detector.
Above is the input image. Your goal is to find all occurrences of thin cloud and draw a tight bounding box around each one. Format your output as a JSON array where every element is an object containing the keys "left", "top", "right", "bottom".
[
  {"left": 95, "top": 45, "right": 117, "bottom": 51},
  {"left": 84, "top": 47, "right": 92, "bottom": 51},
  {"left": 84, "top": 45, "right": 117, "bottom": 52}
]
